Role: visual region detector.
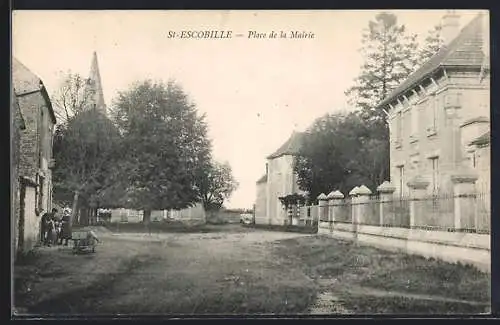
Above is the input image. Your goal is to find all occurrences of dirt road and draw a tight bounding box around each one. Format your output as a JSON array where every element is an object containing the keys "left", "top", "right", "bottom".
[
  {"left": 13, "top": 225, "right": 490, "bottom": 316},
  {"left": 14, "top": 226, "right": 316, "bottom": 315}
]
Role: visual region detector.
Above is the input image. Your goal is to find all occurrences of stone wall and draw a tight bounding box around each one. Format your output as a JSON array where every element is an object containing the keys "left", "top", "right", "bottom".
[
  {"left": 12, "top": 90, "right": 22, "bottom": 255},
  {"left": 314, "top": 181, "right": 490, "bottom": 272},
  {"left": 22, "top": 185, "right": 39, "bottom": 251},
  {"left": 17, "top": 91, "right": 54, "bottom": 215},
  {"left": 318, "top": 224, "right": 490, "bottom": 273}
]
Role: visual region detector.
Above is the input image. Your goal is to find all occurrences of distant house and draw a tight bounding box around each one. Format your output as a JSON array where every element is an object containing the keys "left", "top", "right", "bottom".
[
  {"left": 376, "top": 12, "right": 490, "bottom": 197},
  {"left": 254, "top": 131, "right": 306, "bottom": 225},
  {"left": 13, "top": 57, "right": 57, "bottom": 252},
  {"left": 109, "top": 203, "right": 206, "bottom": 224},
  {"left": 254, "top": 174, "right": 267, "bottom": 223}
]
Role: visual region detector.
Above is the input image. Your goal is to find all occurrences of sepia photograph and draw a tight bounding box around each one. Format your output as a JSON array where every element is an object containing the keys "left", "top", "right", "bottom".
[{"left": 11, "top": 9, "right": 491, "bottom": 317}]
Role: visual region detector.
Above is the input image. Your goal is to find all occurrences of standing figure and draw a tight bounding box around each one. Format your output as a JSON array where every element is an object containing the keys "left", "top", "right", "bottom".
[
  {"left": 55, "top": 219, "right": 62, "bottom": 245},
  {"left": 46, "top": 216, "right": 57, "bottom": 246},
  {"left": 40, "top": 208, "right": 58, "bottom": 246},
  {"left": 60, "top": 208, "right": 72, "bottom": 246}
]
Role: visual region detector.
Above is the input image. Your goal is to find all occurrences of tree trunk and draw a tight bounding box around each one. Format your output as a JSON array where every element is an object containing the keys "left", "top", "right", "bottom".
[
  {"left": 80, "top": 207, "right": 89, "bottom": 226},
  {"left": 143, "top": 209, "right": 151, "bottom": 224},
  {"left": 70, "top": 191, "right": 79, "bottom": 227}
]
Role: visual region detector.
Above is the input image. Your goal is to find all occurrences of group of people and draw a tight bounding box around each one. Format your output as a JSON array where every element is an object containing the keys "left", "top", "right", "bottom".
[{"left": 41, "top": 208, "right": 72, "bottom": 247}]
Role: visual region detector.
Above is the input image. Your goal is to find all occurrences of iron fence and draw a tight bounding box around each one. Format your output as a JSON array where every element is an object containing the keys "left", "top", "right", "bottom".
[{"left": 306, "top": 191, "right": 490, "bottom": 234}]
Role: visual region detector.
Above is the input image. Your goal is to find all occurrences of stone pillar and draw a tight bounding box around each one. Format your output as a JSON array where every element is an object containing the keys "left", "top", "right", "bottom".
[
  {"left": 349, "top": 187, "right": 360, "bottom": 242},
  {"left": 327, "top": 190, "right": 344, "bottom": 223},
  {"left": 287, "top": 203, "right": 293, "bottom": 226},
  {"left": 407, "top": 176, "right": 430, "bottom": 228},
  {"left": 451, "top": 169, "right": 478, "bottom": 231},
  {"left": 317, "top": 193, "right": 328, "bottom": 227},
  {"left": 377, "top": 181, "right": 396, "bottom": 226},
  {"left": 349, "top": 186, "right": 360, "bottom": 225},
  {"left": 327, "top": 190, "right": 344, "bottom": 232},
  {"left": 356, "top": 185, "right": 373, "bottom": 226}
]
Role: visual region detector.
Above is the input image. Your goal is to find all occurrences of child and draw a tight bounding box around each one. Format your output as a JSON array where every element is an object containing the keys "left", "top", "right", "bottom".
[{"left": 46, "top": 217, "right": 57, "bottom": 246}]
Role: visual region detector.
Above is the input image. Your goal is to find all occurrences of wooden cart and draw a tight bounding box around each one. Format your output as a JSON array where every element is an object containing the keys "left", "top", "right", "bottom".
[{"left": 72, "top": 229, "right": 99, "bottom": 254}]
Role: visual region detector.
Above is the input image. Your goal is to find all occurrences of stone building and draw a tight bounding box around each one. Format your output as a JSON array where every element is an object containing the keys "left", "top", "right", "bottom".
[
  {"left": 109, "top": 204, "right": 206, "bottom": 224},
  {"left": 377, "top": 12, "right": 490, "bottom": 197},
  {"left": 11, "top": 86, "right": 26, "bottom": 256},
  {"left": 13, "top": 57, "right": 57, "bottom": 252},
  {"left": 254, "top": 174, "right": 267, "bottom": 224},
  {"left": 254, "top": 131, "right": 306, "bottom": 225}
]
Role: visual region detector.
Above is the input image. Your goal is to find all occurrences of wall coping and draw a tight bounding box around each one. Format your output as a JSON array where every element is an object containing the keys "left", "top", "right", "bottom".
[
  {"left": 377, "top": 181, "right": 396, "bottom": 193},
  {"left": 327, "top": 190, "right": 344, "bottom": 199}
]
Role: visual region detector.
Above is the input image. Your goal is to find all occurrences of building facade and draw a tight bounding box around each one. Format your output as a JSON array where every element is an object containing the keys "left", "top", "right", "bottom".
[
  {"left": 378, "top": 12, "right": 490, "bottom": 197},
  {"left": 254, "top": 174, "right": 267, "bottom": 224},
  {"left": 110, "top": 203, "right": 206, "bottom": 224},
  {"left": 13, "top": 57, "right": 57, "bottom": 252},
  {"left": 255, "top": 131, "right": 304, "bottom": 225},
  {"left": 12, "top": 87, "right": 26, "bottom": 256}
]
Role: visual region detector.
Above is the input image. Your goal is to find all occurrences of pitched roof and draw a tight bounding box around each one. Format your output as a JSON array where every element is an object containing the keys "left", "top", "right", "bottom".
[
  {"left": 12, "top": 57, "right": 42, "bottom": 96},
  {"left": 379, "top": 13, "right": 487, "bottom": 108},
  {"left": 86, "top": 51, "right": 107, "bottom": 112},
  {"left": 267, "top": 131, "right": 304, "bottom": 159},
  {"left": 12, "top": 57, "right": 57, "bottom": 124},
  {"left": 256, "top": 174, "right": 267, "bottom": 184},
  {"left": 470, "top": 131, "right": 490, "bottom": 146}
]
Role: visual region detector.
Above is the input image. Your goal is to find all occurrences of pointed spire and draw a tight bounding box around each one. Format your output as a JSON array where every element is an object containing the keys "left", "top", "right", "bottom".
[{"left": 87, "top": 51, "right": 106, "bottom": 113}]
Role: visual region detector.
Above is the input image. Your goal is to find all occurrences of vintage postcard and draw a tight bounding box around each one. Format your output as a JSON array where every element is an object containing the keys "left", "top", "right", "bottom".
[{"left": 11, "top": 9, "right": 491, "bottom": 317}]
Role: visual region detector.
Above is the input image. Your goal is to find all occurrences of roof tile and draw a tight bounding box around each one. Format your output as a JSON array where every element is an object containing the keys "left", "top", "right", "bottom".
[
  {"left": 267, "top": 131, "right": 304, "bottom": 159},
  {"left": 379, "top": 13, "right": 487, "bottom": 108}
]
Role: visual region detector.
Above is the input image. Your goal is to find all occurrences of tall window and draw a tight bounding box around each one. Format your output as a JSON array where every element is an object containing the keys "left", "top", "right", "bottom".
[
  {"left": 430, "top": 157, "right": 439, "bottom": 194},
  {"left": 432, "top": 96, "right": 439, "bottom": 131},
  {"left": 470, "top": 152, "right": 477, "bottom": 168},
  {"left": 398, "top": 166, "right": 405, "bottom": 197},
  {"left": 39, "top": 109, "right": 44, "bottom": 167},
  {"left": 411, "top": 106, "right": 419, "bottom": 138},
  {"left": 396, "top": 111, "right": 403, "bottom": 144},
  {"left": 38, "top": 175, "right": 45, "bottom": 212}
]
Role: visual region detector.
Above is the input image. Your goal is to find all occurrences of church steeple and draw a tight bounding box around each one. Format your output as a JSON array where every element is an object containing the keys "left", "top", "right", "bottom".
[{"left": 86, "top": 51, "right": 106, "bottom": 113}]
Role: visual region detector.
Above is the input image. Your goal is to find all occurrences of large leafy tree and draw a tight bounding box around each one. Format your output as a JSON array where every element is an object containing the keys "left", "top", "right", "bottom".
[
  {"left": 52, "top": 109, "right": 122, "bottom": 225},
  {"left": 339, "top": 12, "right": 421, "bottom": 188},
  {"left": 196, "top": 161, "right": 238, "bottom": 211},
  {"left": 294, "top": 112, "right": 388, "bottom": 199},
  {"left": 418, "top": 24, "right": 443, "bottom": 66},
  {"left": 345, "top": 12, "right": 420, "bottom": 123},
  {"left": 51, "top": 72, "right": 92, "bottom": 124},
  {"left": 111, "top": 80, "right": 212, "bottom": 223}
]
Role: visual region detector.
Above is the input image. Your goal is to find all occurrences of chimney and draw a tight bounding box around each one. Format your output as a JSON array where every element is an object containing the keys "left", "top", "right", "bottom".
[
  {"left": 265, "top": 163, "right": 268, "bottom": 176},
  {"left": 441, "top": 10, "right": 461, "bottom": 45}
]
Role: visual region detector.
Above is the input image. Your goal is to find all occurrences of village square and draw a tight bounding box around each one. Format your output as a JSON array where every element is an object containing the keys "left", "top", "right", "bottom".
[{"left": 12, "top": 10, "right": 491, "bottom": 316}]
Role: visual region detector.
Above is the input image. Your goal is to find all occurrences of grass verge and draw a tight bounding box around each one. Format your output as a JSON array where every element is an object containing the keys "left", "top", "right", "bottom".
[
  {"left": 243, "top": 223, "right": 318, "bottom": 234},
  {"left": 272, "top": 235, "right": 490, "bottom": 314}
]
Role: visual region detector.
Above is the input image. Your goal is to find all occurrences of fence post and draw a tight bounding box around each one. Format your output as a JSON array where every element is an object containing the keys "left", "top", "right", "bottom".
[
  {"left": 317, "top": 193, "right": 328, "bottom": 227},
  {"left": 356, "top": 185, "right": 372, "bottom": 226},
  {"left": 451, "top": 170, "right": 478, "bottom": 231},
  {"left": 349, "top": 187, "right": 360, "bottom": 242},
  {"left": 407, "top": 176, "right": 430, "bottom": 229},
  {"left": 327, "top": 190, "right": 344, "bottom": 232},
  {"left": 377, "top": 181, "right": 396, "bottom": 226}
]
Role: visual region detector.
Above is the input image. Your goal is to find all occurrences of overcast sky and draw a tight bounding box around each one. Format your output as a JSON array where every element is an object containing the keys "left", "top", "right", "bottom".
[{"left": 12, "top": 10, "right": 481, "bottom": 209}]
